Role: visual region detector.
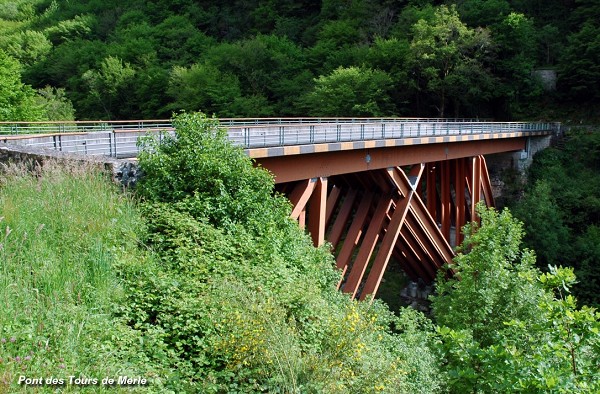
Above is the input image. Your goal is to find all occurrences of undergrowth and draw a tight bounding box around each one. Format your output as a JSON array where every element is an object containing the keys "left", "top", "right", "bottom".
[{"left": 0, "top": 162, "right": 167, "bottom": 393}]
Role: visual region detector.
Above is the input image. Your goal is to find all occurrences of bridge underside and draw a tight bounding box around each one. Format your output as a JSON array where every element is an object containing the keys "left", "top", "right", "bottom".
[{"left": 256, "top": 139, "right": 515, "bottom": 301}]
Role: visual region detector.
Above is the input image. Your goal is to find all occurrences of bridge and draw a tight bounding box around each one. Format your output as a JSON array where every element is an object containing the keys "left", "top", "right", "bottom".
[{"left": 0, "top": 118, "right": 559, "bottom": 300}]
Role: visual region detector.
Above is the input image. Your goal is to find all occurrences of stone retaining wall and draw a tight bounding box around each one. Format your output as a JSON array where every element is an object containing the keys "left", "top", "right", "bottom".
[{"left": 0, "top": 143, "right": 141, "bottom": 188}]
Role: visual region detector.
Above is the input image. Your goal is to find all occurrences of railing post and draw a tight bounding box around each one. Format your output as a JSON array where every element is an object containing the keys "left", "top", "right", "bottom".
[
  {"left": 279, "top": 126, "right": 284, "bottom": 145},
  {"left": 337, "top": 124, "right": 341, "bottom": 141},
  {"left": 310, "top": 125, "right": 315, "bottom": 143}
]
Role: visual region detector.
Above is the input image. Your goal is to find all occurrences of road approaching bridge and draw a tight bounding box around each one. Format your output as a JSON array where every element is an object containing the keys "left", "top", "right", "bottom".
[{"left": 1, "top": 118, "right": 559, "bottom": 301}]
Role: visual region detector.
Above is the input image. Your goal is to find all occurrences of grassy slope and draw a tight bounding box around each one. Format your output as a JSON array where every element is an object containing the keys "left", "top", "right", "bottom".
[{"left": 0, "top": 162, "right": 164, "bottom": 393}]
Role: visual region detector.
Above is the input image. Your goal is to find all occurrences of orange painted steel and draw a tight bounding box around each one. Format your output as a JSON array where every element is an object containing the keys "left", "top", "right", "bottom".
[
  {"left": 325, "top": 185, "right": 341, "bottom": 227},
  {"left": 278, "top": 145, "right": 498, "bottom": 301},
  {"left": 289, "top": 179, "right": 316, "bottom": 220},
  {"left": 455, "top": 158, "right": 466, "bottom": 246},
  {"left": 471, "top": 157, "right": 483, "bottom": 221},
  {"left": 480, "top": 156, "right": 495, "bottom": 207},
  {"left": 256, "top": 138, "right": 526, "bottom": 184},
  {"left": 342, "top": 194, "right": 393, "bottom": 297},
  {"left": 328, "top": 189, "right": 358, "bottom": 249},
  {"left": 441, "top": 161, "right": 452, "bottom": 240},
  {"left": 335, "top": 192, "right": 374, "bottom": 274},
  {"left": 308, "top": 177, "right": 328, "bottom": 247},
  {"left": 360, "top": 192, "right": 413, "bottom": 301}
]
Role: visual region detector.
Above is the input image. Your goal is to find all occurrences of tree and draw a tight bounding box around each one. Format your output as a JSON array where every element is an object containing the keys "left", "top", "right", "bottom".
[
  {"left": 34, "top": 86, "right": 76, "bottom": 121},
  {"left": 301, "top": 66, "right": 395, "bottom": 116},
  {"left": 166, "top": 63, "right": 247, "bottom": 117},
  {"left": 559, "top": 22, "right": 600, "bottom": 101},
  {"left": 203, "top": 35, "right": 308, "bottom": 114},
  {"left": 432, "top": 206, "right": 546, "bottom": 346},
  {"left": 0, "top": 50, "right": 44, "bottom": 121},
  {"left": 457, "top": 0, "right": 511, "bottom": 27},
  {"left": 408, "top": 5, "right": 494, "bottom": 117},
  {"left": 432, "top": 206, "right": 600, "bottom": 392},
  {"left": 4, "top": 30, "right": 52, "bottom": 66},
  {"left": 512, "top": 180, "right": 571, "bottom": 267},
  {"left": 82, "top": 56, "right": 135, "bottom": 119},
  {"left": 492, "top": 12, "right": 540, "bottom": 116}
]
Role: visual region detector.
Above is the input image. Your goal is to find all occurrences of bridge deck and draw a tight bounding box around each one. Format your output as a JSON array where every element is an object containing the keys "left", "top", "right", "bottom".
[{"left": 0, "top": 118, "right": 558, "bottom": 159}]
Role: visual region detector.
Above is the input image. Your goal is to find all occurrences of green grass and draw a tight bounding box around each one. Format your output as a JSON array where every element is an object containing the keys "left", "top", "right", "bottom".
[{"left": 0, "top": 162, "right": 164, "bottom": 393}]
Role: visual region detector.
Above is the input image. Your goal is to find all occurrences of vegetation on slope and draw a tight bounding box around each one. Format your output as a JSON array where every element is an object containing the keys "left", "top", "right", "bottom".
[
  {"left": 0, "top": 162, "right": 166, "bottom": 392},
  {"left": 512, "top": 128, "right": 600, "bottom": 307},
  {"left": 0, "top": 0, "right": 599, "bottom": 121},
  {"left": 432, "top": 207, "right": 600, "bottom": 392}
]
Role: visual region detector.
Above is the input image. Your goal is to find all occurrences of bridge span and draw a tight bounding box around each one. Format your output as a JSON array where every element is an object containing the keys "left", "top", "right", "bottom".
[{"left": 1, "top": 118, "right": 559, "bottom": 300}]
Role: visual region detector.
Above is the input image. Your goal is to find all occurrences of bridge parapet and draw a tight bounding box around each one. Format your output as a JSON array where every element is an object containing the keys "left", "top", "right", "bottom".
[{"left": 0, "top": 118, "right": 558, "bottom": 158}]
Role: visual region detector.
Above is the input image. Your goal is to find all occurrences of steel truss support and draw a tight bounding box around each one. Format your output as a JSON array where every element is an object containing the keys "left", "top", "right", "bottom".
[
  {"left": 423, "top": 155, "right": 495, "bottom": 247},
  {"left": 283, "top": 155, "right": 495, "bottom": 301}
]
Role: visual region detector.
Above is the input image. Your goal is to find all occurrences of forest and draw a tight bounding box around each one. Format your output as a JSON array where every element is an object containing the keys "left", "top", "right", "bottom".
[
  {"left": 1, "top": 0, "right": 600, "bottom": 392},
  {"left": 0, "top": 0, "right": 599, "bottom": 121}
]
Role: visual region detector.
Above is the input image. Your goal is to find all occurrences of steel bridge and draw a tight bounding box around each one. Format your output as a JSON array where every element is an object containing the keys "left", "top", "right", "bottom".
[{"left": 1, "top": 118, "right": 559, "bottom": 300}]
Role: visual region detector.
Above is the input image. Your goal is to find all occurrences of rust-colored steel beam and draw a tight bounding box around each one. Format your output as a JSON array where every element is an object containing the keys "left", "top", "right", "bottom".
[
  {"left": 397, "top": 232, "right": 431, "bottom": 279},
  {"left": 409, "top": 199, "right": 454, "bottom": 265},
  {"left": 386, "top": 166, "right": 454, "bottom": 262},
  {"left": 426, "top": 162, "right": 438, "bottom": 223},
  {"left": 299, "top": 208, "right": 306, "bottom": 229},
  {"left": 342, "top": 193, "right": 393, "bottom": 296},
  {"left": 471, "top": 156, "right": 482, "bottom": 221},
  {"left": 257, "top": 138, "right": 527, "bottom": 183},
  {"left": 440, "top": 161, "right": 451, "bottom": 240},
  {"left": 401, "top": 224, "right": 436, "bottom": 281},
  {"left": 328, "top": 189, "right": 358, "bottom": 250},
  {"left": 289, "top": 178, "right": 316, "bottom": 219},
  {"left": 455, "top": 158, "right": 466, "bottom": 246},
  {"left": 325, "top": 185, "right": 342, "bottom": 227},
  {"left": 360, "top": 192, "right": 413, "bottom": 301},
  {"left": 308, "top": 177, "right": 328, "bottom": 247},
  {"left": 392, "top": 248, "right": 420, "bottom": 280},
  {"left": 480, "top": 155, "right": 495, "bottom": 207},
  {"left": 335, "top": 192, "right": 374, "bottom": 274},
  {"left": 405, "top": 213, "right": 442, "bottom": 280}
]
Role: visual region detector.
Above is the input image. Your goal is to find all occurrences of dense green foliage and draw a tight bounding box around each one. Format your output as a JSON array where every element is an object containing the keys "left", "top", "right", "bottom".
[
  {"left": 432, "top": 206, "right": 600, "bottom": 392},
  {"left": 124, "top": 112, "right": 442, "bottom": 392},
  {"left": 0, "top": 0, "right": 598, "bottom": 120},
  {"left": 0, "top": 162, "right": 165, "bottom": 392},
  {"left": 512, "top": 129, "right": 600, "bottom": 307}
]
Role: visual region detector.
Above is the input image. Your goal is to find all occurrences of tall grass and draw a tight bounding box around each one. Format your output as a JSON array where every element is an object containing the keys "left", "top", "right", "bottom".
[{"left": 0, "top": 161, "right": 162, "bottom": 393}]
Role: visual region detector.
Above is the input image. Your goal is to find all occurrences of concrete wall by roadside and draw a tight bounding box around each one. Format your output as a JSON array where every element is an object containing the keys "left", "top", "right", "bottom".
[{"left": 0, "top": 143, "right": 141, "bottom": 188}]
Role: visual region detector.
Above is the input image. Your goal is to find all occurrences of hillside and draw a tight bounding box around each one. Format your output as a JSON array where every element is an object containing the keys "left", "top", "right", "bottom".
[{"left": 0, "top": 0, "right": 599, "bottom": 121}]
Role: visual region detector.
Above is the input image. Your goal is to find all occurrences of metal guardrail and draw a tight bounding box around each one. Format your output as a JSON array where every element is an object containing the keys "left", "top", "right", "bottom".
[{"left": 0, "top": 118, "right": 560, "bottom": 158}]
